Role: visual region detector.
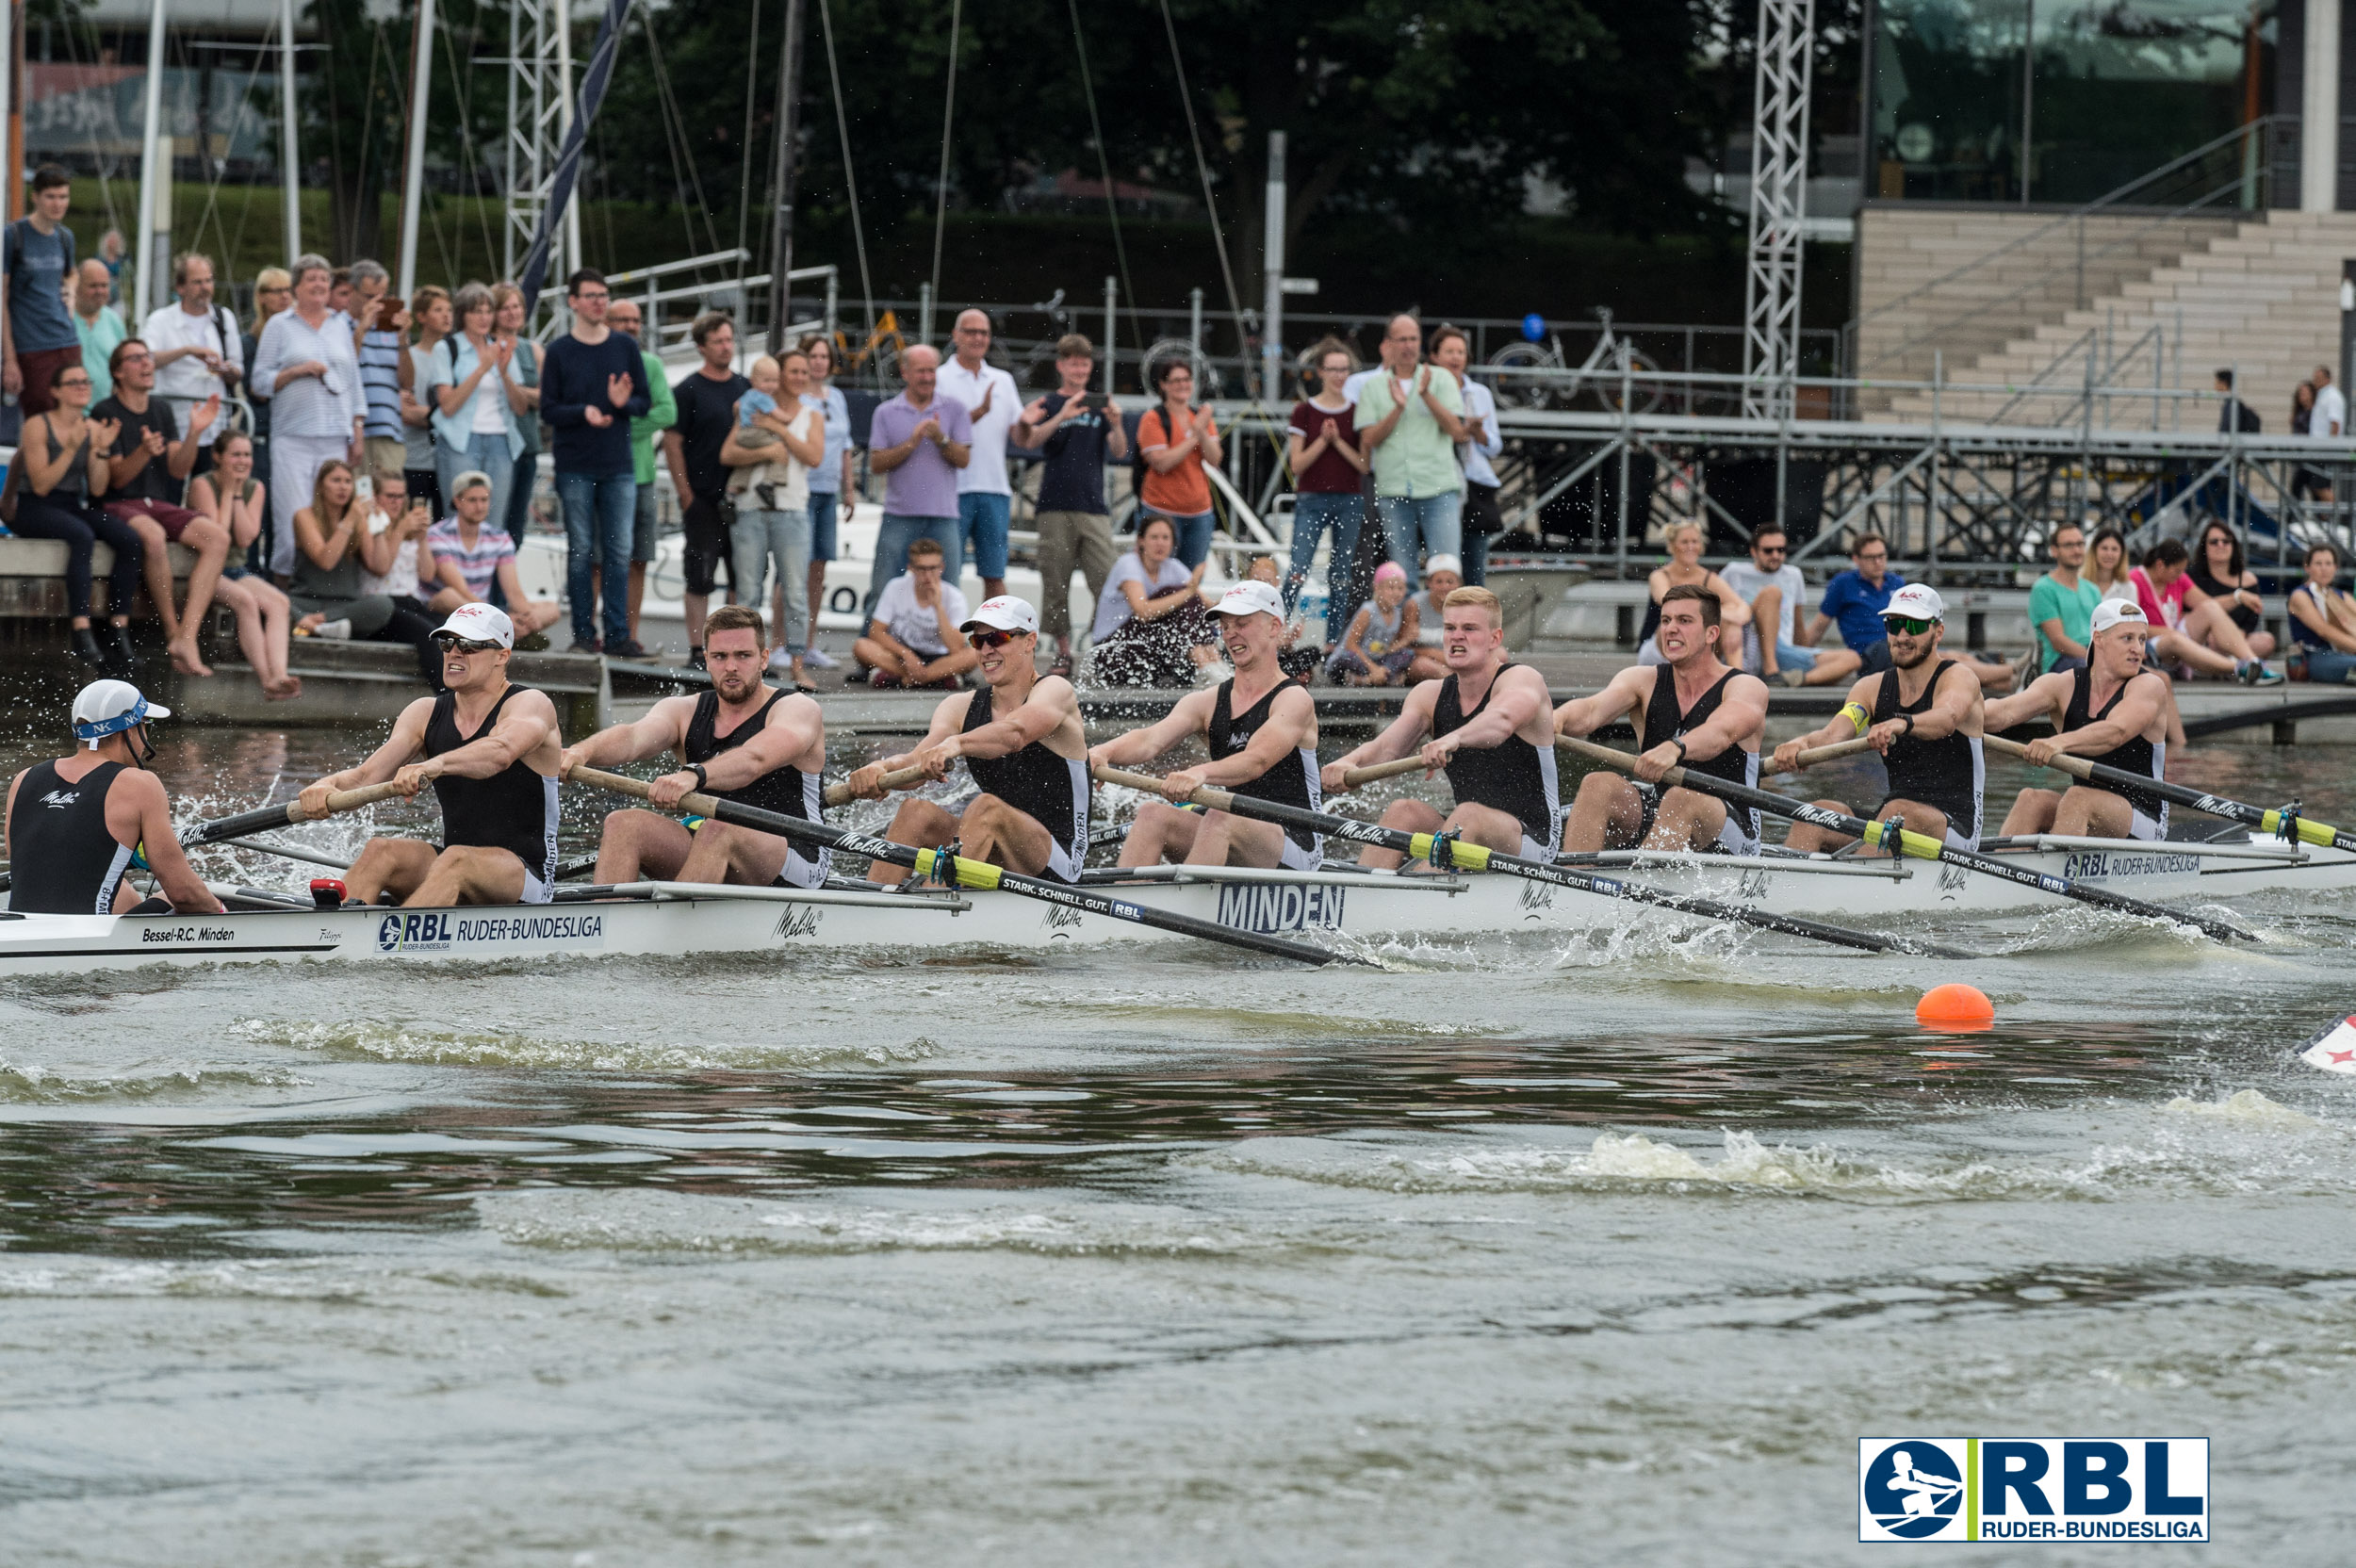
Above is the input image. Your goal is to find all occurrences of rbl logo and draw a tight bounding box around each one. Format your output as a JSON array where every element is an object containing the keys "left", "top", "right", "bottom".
[{"left": 1858, "top": 1438, "right": 2208, "bottom": 1543}]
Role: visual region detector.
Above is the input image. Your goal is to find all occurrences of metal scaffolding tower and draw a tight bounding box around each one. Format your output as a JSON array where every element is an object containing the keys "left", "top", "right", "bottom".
[
  {"left": 504, "top": 0, "right": 582, "bottom": 310},
  {"left": 1742, "top": 0, "right": 1814, "bottom": 420}
]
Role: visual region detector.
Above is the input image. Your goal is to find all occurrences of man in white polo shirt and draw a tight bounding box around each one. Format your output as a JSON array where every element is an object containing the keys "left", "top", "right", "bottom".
[
  {"left": 939, "top": 308, "right": 1021, "bottom": 602},
  {"left": 140, "top": 251, "right": 241, "bottom": 475}
]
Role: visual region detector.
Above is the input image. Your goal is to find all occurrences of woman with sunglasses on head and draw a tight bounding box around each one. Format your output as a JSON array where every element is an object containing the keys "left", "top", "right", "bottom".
[
  {"left": 2182, "top": 521, "right": 2275, "bottom": 660},
  {"left": 186, "top": 431, "right": 302, "bottom": 698},
  {"left": 1635, "top": 520, "right": 1749, "bottom": 667},
  {"left": 8, "top": 361, "right": 141, "bottom": 673},
  {"left": 287, "top": 459, "right": 444, "bottom": 687}
]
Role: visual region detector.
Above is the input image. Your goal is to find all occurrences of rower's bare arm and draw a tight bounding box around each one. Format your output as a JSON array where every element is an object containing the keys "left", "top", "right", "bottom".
[
  {"left": 1774, "top": 676, "right": 1876, "bottom": 771},
  {"left": 958, "top": 678, "right": 1075, "bottom": 761},
  {"left": 561, "top": 697, "right": 694, "bottom": 776},
  {"left": 1434, "top": 665, "right": 1548, "bottom": 758},
  {"left": 303, "top": 699, "right": 435, "bottom": 808},
  {"left": 1088, "top": 690, "right": 1213, "bottom": 767},
  {"left": 849, "top": 699, "right": 967, "bottom": 795},
  {"left": 2, "top": 770, "right": 22, "bottom": 858},
  {"left": 1983, "top": 671, "right": 2068, "bottom": 733},
  {"left": 119, "top": 773, "right": 221, "bottom": 913},
  {"left": 1914, "top": 662, "right": 1982, "bottom": 741},
  {"left": 1198, "top": 686, "right": 1316, "bottom": 788},
  {"left": 1675, "top": 674, "right": 1769, "bottom": 764},
  {"left": 419, "top": 691, "right": 561, "bottom": 783},
  {"left": 1324, "top": 687, "right": 1438, "bottom": 791},
  {"left": 2054, "top": 672, "right": 2166, "bottom": 756},
  {"left": 1552, "top": 668, "right": 1645, "bottom": 739}
]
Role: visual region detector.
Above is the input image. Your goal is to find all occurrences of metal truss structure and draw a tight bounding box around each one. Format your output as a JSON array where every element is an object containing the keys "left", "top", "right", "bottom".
[
  {"left": 1742, "top": 0, "right": 1814, "bottom": 420},
  {"left": 504, "top": 0, "right": 581, "bottom": 314}
]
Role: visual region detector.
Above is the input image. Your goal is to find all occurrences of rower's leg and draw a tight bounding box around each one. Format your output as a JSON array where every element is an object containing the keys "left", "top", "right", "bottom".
[
  {"left": 1644, "top": 788, "right": 1730, "bottom": 852},
  {"left": 867, "top": 799, "right": 958, "bottom": 884},
  {"left": 1782, "top": 800, "right": 1857, "bottom": 855},
  {"left": 1121, "top": 801, "right": 1200, "bottom": 867},
  {"left": 1858, "top": 798, "right": 1951, "bottom": 856},
  {"left": 2053, "top": 786, "right": 2135, "bottom": 838},
  {"left": 959, "top": 795, "right": 1056, "bottom": 876},
  {"left": 596, "top": 809, "right": 693, "bottom": 885},
  {"left": 1360, "top": 799, "right": 1444, "bottom": 870},
  {"left": 1562, "top": 773, "right": 1645, "bottom": 854},
  {"left": 1446, "top": 802, "right": 1532, "bottom": 859},
  {"left": 344, "top": 838, "right": 440, "bottom": 906},
  {"left": 1187, "top": 810, "right": 1290, "bottom": 869},
  {"left": 406, "top": 846, "right": 528, "bottom": 907},
  {"left": 675, "top": 820, "right": 792, "bottom": 885},
  {"left": 1998, "top": 787, "right": 2063, "bottom": 837}
]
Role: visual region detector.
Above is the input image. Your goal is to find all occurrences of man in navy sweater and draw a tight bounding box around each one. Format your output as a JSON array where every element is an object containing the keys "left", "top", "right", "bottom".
[{"left": 540, "top": 269, "right": 650, "bottom": 657}]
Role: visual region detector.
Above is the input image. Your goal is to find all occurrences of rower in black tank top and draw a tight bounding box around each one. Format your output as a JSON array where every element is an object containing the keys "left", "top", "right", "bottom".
[
  {"left": 1207, "top": 678, "right": 1322, "bottom": 863},
  {"left": 1638, "top": 666, "right": 1760, "bottom": 849},
  {"left": 1872, "top": 660, "right": 1984, "bottom": 846},
  {"left": 1432, "top": 666, "right": 1561, "bottom": 852},
  {"left": 2065, "top": 666, "right": 2168, "bottom": 834},
  {"left": 6, "top": 760, "right": 133, "bottom": 914},
  {"left": 962, "top": 687, "right": 1090, "bottom": 880},
  {"left": 683, "top": 688, "right": 827, "bottom": 886},
  {"left": 424, "top": 685, "right": 559, "bottom": 894}
]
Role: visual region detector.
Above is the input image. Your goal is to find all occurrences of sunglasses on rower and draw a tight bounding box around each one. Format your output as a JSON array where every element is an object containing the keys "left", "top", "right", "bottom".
[
  {"left": 432, "top": 633, "right": 503, "bottom": 653},
  {"left": 966, "top": 629, "right": 1026, "bottom": 650},
  {"left": 1882, "top": 615, "right": 1937, "bottom": 637}
]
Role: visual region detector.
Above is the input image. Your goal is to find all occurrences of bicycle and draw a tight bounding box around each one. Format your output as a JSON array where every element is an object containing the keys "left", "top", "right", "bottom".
[{"left": 1487, "top": 306, "right": 1661, "bottom": 414}]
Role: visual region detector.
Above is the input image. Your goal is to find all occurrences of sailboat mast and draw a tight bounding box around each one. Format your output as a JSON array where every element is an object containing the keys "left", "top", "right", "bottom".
[
  {"left": 397, "top": 0, "right": 436, "bottom": 297},
  {"left": 767, "top": 0, "right": 806, "bottom": 349},
  {"left": 135, "top": 0, "right": 168, "bottom": 315},
  {"left": 280, "top": 0, "right": 300, "bottom": 260}
]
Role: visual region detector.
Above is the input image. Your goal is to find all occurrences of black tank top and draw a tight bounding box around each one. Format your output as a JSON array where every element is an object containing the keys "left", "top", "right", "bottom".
[
  {"left": 424, "top": 685, "right": 559, "bottom": 883},
  {"left": 1872, "top": 659, "right": 1983, "bottom": 840},
  {"left": 1637, "top": 665, "right": 1759, "bottom": 842},
  {"left": 1432, "top": 665, "right": 1561, "bottom": 847},
  {"left": 1207, "top": 678, "right": 1320, "bottom": 853},
  {"left": 963, "top": 685, "right": 1089, "bottom": 856},
  {"left": 684, "top": 688, "right": 820, "bottom": 825},
  {"left": 7, "top": 760, "right": 133, "bottom": 914},
  {"left": 2187, "top": 562, "right": 2261, "bottom": 632},
  {"left": 2064, "top": 667, "right": 2168, "bottom": 826}
]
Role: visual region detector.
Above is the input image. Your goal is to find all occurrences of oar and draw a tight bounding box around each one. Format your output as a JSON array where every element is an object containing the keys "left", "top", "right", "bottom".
[
  {"left": 215, "top": 837, "right": 353, "bottom": 873},
  {"left": 183, "top": 780, "right": 414, "bottom": 846},
  {"left": 565, "top": 764, "right": 1369, "bottom": 967},
  {"left": 1761, "top": 736, "right": 1879, "bottom": 777},
  {"left": 1984, "top": 733, "right": 2356, "bottom": 854},
  {"left": 1556, "top": 735, "right": 2255, "bottom": 943},
  {"left": 1090, "top": 763, "right": 1976, "bottom": 959},
  {"left": 822, "top": 762, "right": 932, "bottom": 808}
]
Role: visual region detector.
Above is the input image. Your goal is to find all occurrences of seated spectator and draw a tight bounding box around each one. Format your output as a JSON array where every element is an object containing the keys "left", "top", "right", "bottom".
[
  {"left": 2183, "top": 520, "right": 2276, "bottom": 660},
  {"left": 1635, "top": 520, "right": 1749, "bottom": 665},
  {"left": 1809, "top": 531, "right": 2018, "bottom": 693},
  {"left": 360, "top": 469, "right": 464, "bottom": 621},
  {"left": 423, "top": 469, "right": 564, "bottom": 637},
  {"left": 852, "top": 536, "right": 977, "bottom": 689},
  {"left": 2131, "top": 537, "right": 2280, "bottom": 684},
  {"left": 2288, "top": 540, "right": 2356, "bottom": 683},
  {"left": 185, "top": 431, "right": 302, "bottom": 698},
  {"left": 1086, "top": 514, "right": 1221, "bottom": 688},
  {"left": 92, "top": 336, "right": 229, "bottom": 677},
  {"left": 1720, "top": 526, "right": 1859, "bottom": 688},
  {"left": 288, "top": 459, "right": 443, "bottom": 685},
  {"left": 1327, "top": 561, "right": 1419, "bottom": 686},
  {"left": 1404, "top": 553, "right": 1463, "bottom": 682}
]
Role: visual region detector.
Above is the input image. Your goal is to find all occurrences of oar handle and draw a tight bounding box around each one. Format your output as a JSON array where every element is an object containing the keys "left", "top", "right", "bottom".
[
  {"left": 570, "top": 765, "right": 715, "bottom": 816},
  {"left": 1341, "top": 755, "right": 1434, "bottom": 787},
  {"left": 1982, "top": 732, "right": 2094, "bottom": 779},
  {"left": 1761, "top": 736, "right": 1879, "bottom": 776},
  {"left": 822, "top": 762, "right": 932, "bottom": 808},
  {"left": 188, "top": 779, "right": 414, "bottom": 844},
  {"left": 1089, "top": 761, "right": 1239, "bottom": 812}
]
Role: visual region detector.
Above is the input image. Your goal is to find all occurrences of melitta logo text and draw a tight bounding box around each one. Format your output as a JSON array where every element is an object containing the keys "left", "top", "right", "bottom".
[{"left": 1858, "top": 1438, "right": 2208, "bottom": 1543}]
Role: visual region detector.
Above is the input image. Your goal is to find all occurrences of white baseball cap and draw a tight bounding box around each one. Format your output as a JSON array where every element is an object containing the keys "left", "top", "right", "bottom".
[
  {"left": 1207, "top": 580, "right": 1285, "bottom": 621},
  {"left": 960, "top": 595, "right": 1039, "bottom": 635},
  {"left": 1422, "top": 553, "right": 1464, "bottom": 580},
  {"left": 434, "top": 602, "right": 515, "bottom": 648},
  {"left": 1879, "top": 583, "right": 1946, "bottom": 623},
  {"left": 2091, "top": 598, "right": 2150, "bottom": 634},
  {"left": 71, "top": 679, "right": 168, "bottom": 747}
]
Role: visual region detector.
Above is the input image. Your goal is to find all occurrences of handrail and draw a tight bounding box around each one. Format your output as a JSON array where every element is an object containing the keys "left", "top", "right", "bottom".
[{"left": 605, "top": 248, "right": 752, "bottom": 286}]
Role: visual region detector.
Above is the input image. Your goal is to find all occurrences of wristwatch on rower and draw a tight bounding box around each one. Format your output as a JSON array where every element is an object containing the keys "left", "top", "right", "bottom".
[{"left": 686, "top": 764, "right": 709, "bottom": 792}]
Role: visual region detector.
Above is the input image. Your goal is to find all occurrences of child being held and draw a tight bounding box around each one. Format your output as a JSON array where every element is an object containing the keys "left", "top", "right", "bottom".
[
  {"left": 1325, "top": 560, "right": 1419, "bottom": 686},
  {"left": 728, "top": 355, "right": 817, "bottom": 505}
]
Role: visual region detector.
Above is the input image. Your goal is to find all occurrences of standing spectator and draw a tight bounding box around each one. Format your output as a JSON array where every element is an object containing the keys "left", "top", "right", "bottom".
[
  {"left": 424, "top": 469, "right": 564, "bottom": 634},
  {"left": 538, "top": 268, "right": 648, "bottom": 656},
  {"left": 492, "top": 284, "right": 545, "bottom": 545},
  {"left": 185, "top": 431, "right": 303, "bottom": 699},
  {"left": 2291, "top": 380, "right": 2330, "bottom": 504},
  {"left": 864, "top": 344, "right": 973, "bottom": 612},
  {"left": 663, "top": 312, "right": 750, "bottom": 667},
  {"left": 1803, "top": 533, "right": 1907, "bottom": 675},
  {"left": 3, "top": 166, "right": 83, "bottom": 416},
  {"left": 721, "top": 349, "right": 823, "bottom": 688},
  {"left": 1013, "top": 332, "right": 1128, "bottom": 675},
  {"left": 1283, "top": 338, "right": 1369, "bottom": 643},
  {"left": 1137, "top": 358, "right": 1222, "bottom": 568},
  {"left": 2025, "top": 519, "right": 2100, "bottom": 675},
  {"left": 1354, "top": 313, "right": 1467, "bottom": 582},
  {"left": 399, "top": 286, "right": 451, "bottom": 519},
  {"left": 422, "top": 284, "right": 526, "bottom": 561},
  {"left": 2313, "top": 365, "right": 2346, "bottom": 509},
  {"left": 350, "top": 260, "right": 406, "bottom": 485},
  {"left": 141, "top": 252, "right": 243, "bottom": 482},
  {"left": 7, "top": 362, "right": 140, "bottom": 672},
  {"left": 1430, "top": 326, "right": 1503, "bottom": 583},
  {"left": 796, "top": 332, "right": 858, "bottom": 672},
  {"left": 244, "top": 267, "right": 293, "bottom": 519},
  {"left": 940, "top": 308, "right": 1020, "bottom": 601},
  {"left": 250, "top": 253, "right": 364, "bottom": 578},
  {"left": 73, "top": 260, "right": 125, "bottom": 401},
  {"left": 92, "top": 337, "right": 227, "bottom": 676},
  {"left": 1721, "top": 526, "right": 1859, "bottom": 688},
  {"left": 2215, "top": 368, "right": 2259, "bottom": 433},
  {"left": 601, "top": 296, "right": 677, "bottom": 650}
]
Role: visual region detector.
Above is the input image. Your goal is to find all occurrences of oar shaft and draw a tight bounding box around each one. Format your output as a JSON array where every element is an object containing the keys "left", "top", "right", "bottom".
[
  {"left": 822, "top": 762, "right": 932, "bottom": 808},
  {"left": 1984, "top": 733, "right": 2356, "bottom": 854},
  {"left": 568, "top": 765, "right": 1356, "bottom": 966}
]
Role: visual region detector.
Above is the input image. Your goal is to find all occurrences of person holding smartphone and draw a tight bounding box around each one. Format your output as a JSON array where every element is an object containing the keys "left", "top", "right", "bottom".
[{"left": 1015, "top": 333, "right": 1129, "bottom": 675}]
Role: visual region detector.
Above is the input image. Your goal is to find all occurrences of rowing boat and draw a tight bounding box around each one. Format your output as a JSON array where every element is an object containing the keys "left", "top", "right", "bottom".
[{"left": 1, "top": 828, "right": 2344, "bottom": 972}]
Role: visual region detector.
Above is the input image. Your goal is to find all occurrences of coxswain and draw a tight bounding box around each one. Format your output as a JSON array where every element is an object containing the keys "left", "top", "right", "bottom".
[
  {"left": 1770, "top": 583, "right": 1986, "bottom": 852},
  {"left": 4, "top": 680, "right": 221, "bottom": 914},
  {"left": 1088, "top": 580, "right": 1322, "bottom": 869},
  {"left": 1983, "top": 597, "right": 2171, "bottom": 839},
  {"left": 298, "top": 603, "right": 564, "bottom": 905},
  {"left": 844, "top": 596, "right": 1091, "bottom": 881},
  {"left": 1555, "top": 583, "right": 1769, "bottom": 854},
  {"left": 1321, "top": 584, "right": 1561, "bottom": 868},
  {"left": 559, "top": 604, "right": 828, "bottom": 887}
]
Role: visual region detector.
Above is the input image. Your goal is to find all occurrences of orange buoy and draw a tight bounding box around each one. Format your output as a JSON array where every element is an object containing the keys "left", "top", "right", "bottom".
[{"left": 1916, "top": 983, "right": 1994, "bottom": 1032}]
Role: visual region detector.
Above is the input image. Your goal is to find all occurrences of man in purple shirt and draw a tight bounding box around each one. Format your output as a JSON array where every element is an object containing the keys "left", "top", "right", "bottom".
[{"left": 864, "top": 344, "right": 973, "bottom": 616}]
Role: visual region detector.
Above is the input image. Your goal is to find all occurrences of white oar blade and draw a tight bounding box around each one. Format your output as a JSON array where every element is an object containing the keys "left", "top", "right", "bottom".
[{"left": 2298, "top": 1016, "right": 2356, "bottom": 1075}]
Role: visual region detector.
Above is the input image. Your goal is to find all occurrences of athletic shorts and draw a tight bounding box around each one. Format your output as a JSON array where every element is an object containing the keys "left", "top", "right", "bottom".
[
  {"left": 1276, "top": 831, "right": 1325, "bottom": 873},
  {"left": 2127, "top": 805, "right": 2166, "bottom": 841},
  {"left": 770, "top": 843, "right": 829, "bottom": 889},
  {"left": 1039, "top": 836, "right": 1082, "bottom": 883}
]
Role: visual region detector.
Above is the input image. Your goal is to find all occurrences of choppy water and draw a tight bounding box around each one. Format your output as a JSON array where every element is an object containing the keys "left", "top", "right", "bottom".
[{"left": 4, "top": 713, "right": 2356, "bottom": 1563}]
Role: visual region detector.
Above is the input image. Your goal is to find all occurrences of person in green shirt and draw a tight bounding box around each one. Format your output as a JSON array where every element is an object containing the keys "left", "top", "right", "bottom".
[
  {"left": 604, "top": 298, "right": 677, "bottom": 649},
  {"left": 1354, "top": 314, "right": 1467, "bottom": 587},
  {"left": 72, "top": 260, "right": 125, "bottom": 402},
  {"left": 2026, "top": 519, "right": 2102, "bottom": 673}
]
